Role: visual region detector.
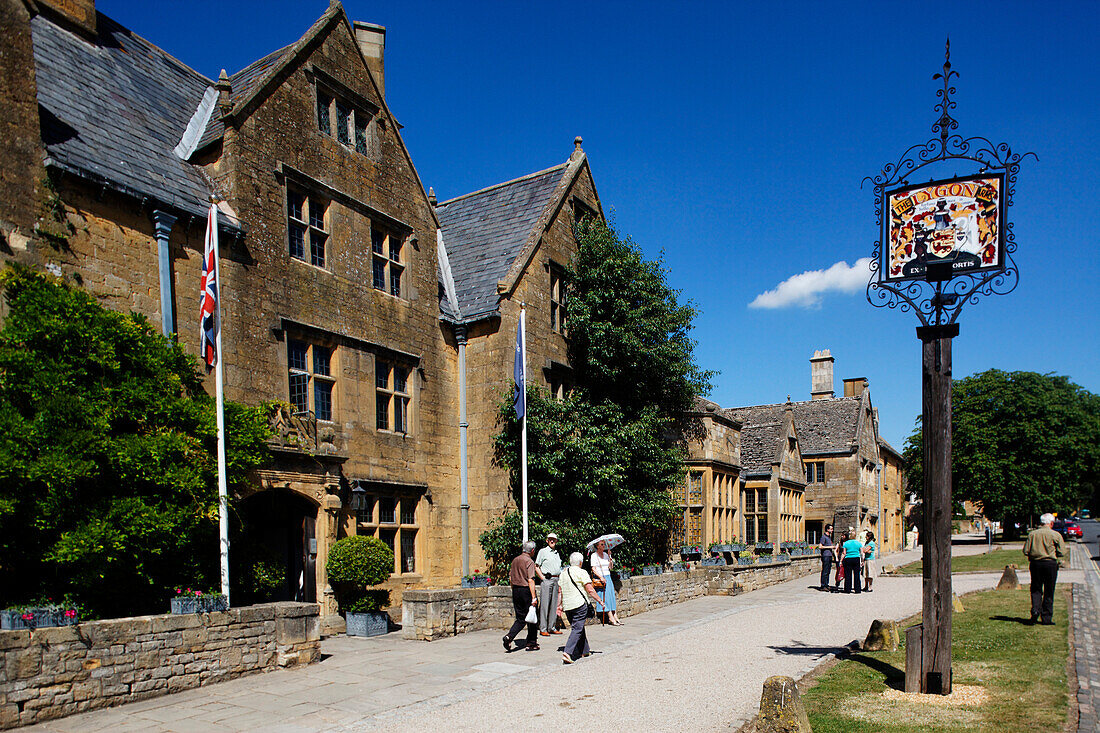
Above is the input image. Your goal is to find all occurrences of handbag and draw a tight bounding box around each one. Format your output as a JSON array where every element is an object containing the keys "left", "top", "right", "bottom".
[{"left": 565, "top": 567, "right": 596, "bottom": 618}]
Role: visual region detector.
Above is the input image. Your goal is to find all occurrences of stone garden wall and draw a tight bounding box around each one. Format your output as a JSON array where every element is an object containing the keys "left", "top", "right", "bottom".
[
  {"left": 402, "top": 556, "right": 819, "bottom": 641},
  {"left": 0, "top": 602, "right": 320, "bottom": 730}
]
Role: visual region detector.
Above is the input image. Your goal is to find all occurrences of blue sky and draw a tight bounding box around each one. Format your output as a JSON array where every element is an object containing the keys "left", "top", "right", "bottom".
[{"left": 98, "top": 1, "right": 1100, "bottom": 448}]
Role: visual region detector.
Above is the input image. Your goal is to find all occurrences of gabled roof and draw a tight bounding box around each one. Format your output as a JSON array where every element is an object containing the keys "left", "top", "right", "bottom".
[
  {"left": 740, "top": 420, "right": 784, "bottom": 475},
  {"left": 435, "top": 162, "right": 571, "bottom": 322},
  {"left": 727, "top": 395, "right": 866, "bottom": 457},
  {"left": 31, "top": 11, "right": 228, "bottom": 224},
  {"left": 192, "top": 44, "right": 293, "bottom": 152}
]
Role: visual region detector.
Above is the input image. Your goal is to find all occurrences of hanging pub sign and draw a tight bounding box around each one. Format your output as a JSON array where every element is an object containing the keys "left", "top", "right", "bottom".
[{"left": 882, "top": 172, "right": 1005, "bottom": 282}]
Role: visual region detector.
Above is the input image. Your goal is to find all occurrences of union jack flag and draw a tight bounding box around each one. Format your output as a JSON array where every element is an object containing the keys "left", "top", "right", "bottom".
[{"left": 199, "top": 203, "right": 219, "bottom": 369}]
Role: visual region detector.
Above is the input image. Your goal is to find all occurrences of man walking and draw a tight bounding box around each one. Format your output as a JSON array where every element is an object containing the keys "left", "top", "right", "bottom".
[
  {"left": 1023, "top": 513, "right": 1067, "bottom": 625},
  {"left": 818, "top": 524, "right": 835, "bottom": 591},
  {"left": 535, "top": 532, "right": 563, "bottom": 636},
  {"left": 503, "top": 540, "right": 540, "bottom": 652}
]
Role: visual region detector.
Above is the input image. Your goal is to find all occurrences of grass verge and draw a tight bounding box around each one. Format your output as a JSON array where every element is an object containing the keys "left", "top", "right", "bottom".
[
  {"left": 896, "top": 547, "right": 1023, "bottom": 575},
  {"left": 800, "top": 586, "right": 1070, "bottom": 732}
]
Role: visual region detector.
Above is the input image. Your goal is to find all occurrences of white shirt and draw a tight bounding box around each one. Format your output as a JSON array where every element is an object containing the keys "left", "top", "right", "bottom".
[{"left": 590, "top": 551, "right": 611, "bottom": 581}]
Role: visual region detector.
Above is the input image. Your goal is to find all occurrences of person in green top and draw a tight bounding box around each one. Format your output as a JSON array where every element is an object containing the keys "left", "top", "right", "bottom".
[
  {"left": 1023, "top": 513, "right": 1067, "bottom": 625},
  {"left": 841, "top": 533, "right": 864, "bottom": 593}
]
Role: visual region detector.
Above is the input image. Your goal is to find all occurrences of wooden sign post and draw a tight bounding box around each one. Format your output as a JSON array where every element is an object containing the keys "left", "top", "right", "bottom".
[{"left": 917, "top": 322, "right": 958, "bottom": 694}]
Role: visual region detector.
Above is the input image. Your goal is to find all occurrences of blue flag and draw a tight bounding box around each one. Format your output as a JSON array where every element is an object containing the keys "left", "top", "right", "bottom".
[{"left": 513, "top": 310, "right": 525, "bottom": 419}]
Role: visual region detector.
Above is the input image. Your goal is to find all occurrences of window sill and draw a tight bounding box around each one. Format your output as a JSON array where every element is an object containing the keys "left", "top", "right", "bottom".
[{"left": 290, "top": 256, "right": 333, "bottom": 275}]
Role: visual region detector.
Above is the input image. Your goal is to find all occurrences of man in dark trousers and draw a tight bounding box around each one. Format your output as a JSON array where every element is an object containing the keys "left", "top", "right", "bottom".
[
  {"left": 502, "top": 540, "right": 540, "bottom": 651},
  {"left": 1023, "top": 513, "right": 1067, "bottom": 625},
  {"left": 818, "top": 524, "right": 836, "bottom": 591}
]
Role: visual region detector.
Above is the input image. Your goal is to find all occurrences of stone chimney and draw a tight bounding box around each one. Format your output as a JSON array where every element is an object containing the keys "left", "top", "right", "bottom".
[
  {"left": 37, "top": 0, "right": 97, "bottom": 37},
  {"left": 843, "top": 377, "right": 868, "bottom": 398},
  {"left": 810, "top": 349, "right": 835, "bottom": 400},
  {"left": 353, "top": 22, "right": 386, "bottom": 97}
]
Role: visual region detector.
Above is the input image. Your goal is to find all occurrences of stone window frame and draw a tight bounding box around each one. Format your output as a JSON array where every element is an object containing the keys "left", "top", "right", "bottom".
[
  {"left": 371, "top": 224, "right": 405, "bottom": 298},
  {"left": 375, "top": 357, "right": 412, "bottom": 434},
  {"left": 805, "top": 460, "right": 826, "bottom": 484},
  {"left": 743, "top": 486, "right": 769, "bottom": 543},
  {"left": 312, "top": 68, "right": 381, "bottom": 159},
  {"left": 286, "top": 186, "right": 329, "bottom": 269},
  {"left": 353, "top": 482, "right": 423, "bottom": 576},
  {"left": 549, "top": 260, "right": 567, "bottom": 335},
  {"left": 286, "top": 336, "right": 337, "bottom": 423},
  {"left": 572, "top": 197, "right": 597, "bottom": 228}
]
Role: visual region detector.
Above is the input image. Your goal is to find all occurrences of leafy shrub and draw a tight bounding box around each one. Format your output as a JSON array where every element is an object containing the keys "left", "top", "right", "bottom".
[{"left": 326, "top": 535, "right": 393, "bottom": 614}]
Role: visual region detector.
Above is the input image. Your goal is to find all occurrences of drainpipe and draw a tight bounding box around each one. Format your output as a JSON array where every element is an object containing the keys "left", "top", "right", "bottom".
[
  {"left": 876, "top": 462, "right": 883, "bottom": 547},
  {"left": 152, "top": 210, "right": 177, "bottom": 336},
  {"left": 457, "top": 325, "right": 470, "bottom": 577}
]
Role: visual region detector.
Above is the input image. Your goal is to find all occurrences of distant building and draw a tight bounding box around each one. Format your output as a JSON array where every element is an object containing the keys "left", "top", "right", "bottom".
[{"left": 684, "top": 350, "right": 907, "bottom": 553}]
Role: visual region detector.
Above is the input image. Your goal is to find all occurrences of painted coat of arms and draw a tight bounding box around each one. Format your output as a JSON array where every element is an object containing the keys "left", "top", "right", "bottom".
[{"left": 884, "top": 173, "right": 1004, "bottom": 281}]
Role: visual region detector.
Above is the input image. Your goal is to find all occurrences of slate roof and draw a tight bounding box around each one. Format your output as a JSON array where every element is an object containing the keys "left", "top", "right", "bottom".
[
  {"left": 193, "top": 44, "right": 293, "bottom": 152},
  {"left": 31, "top": 12, "right": 229, "bottom": 225},
  {"left": 727, "top": 396, "right": 864, "bottom": 457},
  {"left": 739, "top": 421, "right": 782, "bottom": 475},
  {"left": 435, "top": 164, "right": 569, "bottom": 321}
]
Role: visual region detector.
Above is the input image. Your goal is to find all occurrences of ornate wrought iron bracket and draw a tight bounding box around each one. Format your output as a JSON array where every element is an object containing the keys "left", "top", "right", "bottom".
[{"left": 865, "top": 40, "right": 1037, "bottom": 327}]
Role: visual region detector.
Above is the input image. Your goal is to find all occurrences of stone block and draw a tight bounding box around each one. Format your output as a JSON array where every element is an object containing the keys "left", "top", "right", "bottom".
[
  {"left": 5, "top": 650, "right": 41, "bottom": 680},
  {"left": 167, "top": 673, "right": 199, "bottom": 693},
  {"left": 996, "top": 565, "right": 1020, "bottom": 590},
  {"left": 758, "top": 675, "right": 811, "bottom": 733},
  {"left": 275, "top": 617, "right": 305, "bottom": 645},
  {"left": 862, "top": 619, "right": 900, "bottom": 651},
  {"left": 71, "top": 680, "right": 101, "bottom": 702},
  {"left": 952, "top": 594, "right": 965, "bottom": 613}
]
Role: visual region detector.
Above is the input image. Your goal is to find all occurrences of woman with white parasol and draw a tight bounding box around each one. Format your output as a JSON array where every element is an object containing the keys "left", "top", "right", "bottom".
[{"left": 587, "top": 533, "right": 625, "bottom": 626}]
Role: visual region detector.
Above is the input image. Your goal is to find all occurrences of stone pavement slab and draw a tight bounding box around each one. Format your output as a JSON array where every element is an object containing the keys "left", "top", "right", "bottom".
[{"left": 1073, "top": 541, "right": 1100, "bottom": 733}]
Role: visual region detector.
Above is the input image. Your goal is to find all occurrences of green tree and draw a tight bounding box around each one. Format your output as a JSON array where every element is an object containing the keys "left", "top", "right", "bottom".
[
  {"left": 482, "top": 220, "right": 713, "bottom": 574},
  {"left": 0, "top": 267, "right": 272, "bottom": 617},
  {"left": 903, "top": 369, "right": 1100, "bottom": 532}
]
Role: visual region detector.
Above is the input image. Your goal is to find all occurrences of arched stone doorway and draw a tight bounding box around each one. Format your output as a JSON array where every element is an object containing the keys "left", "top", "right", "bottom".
[{"left": 235, "top": 488, "right": 320, "bottom": 604}]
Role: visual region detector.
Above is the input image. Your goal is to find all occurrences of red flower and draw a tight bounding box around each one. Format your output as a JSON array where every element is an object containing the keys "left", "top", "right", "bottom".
[
  {"left": 64, "top": 610, "right": 76, "bottom": 618},
  {"left": 21, "top": 613, "right": 32, "bottom": 621}
]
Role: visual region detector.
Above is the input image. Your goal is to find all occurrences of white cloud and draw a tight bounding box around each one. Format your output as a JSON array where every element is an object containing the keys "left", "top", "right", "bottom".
[{"left": 748, "top": 258, "right": 873, "bottom": 309}]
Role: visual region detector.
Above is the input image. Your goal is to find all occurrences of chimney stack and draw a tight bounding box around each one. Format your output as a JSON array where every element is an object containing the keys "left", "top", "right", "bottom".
[
  {"left": 353, "top": 22, "right": 386, "bottom": 97},
  {"left": 843, "top": 377, "right": 868, "bottom": 398},
  {"left": 810, "top": 349, "right": 834, "bottom": 400}
]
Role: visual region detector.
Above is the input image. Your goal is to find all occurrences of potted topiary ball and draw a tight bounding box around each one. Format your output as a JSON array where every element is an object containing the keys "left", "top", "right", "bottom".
[{"left": 326, "top": 535, "right": 394, "bottom": 637}]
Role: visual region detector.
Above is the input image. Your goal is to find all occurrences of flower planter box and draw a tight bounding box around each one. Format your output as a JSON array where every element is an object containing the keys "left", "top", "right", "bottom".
[
  {"left": 670, "top": 562, "right": 690, "bottom": 572},
  {"left": 170, "top": 596, "right": 228, "bottom": 615},
  {"left": 346, "top": 611, "right": 389, "bottom": 637},
  {"left": 737, "top": 556, "right": 755, "bottom": 566},
  {"left": 700, "top": 557, "right": 726, "bottom": 567},
  {"left": 710, "top": 544, "right": 733, "bottom": 554},
  {"left": 641, "top": 565, "right": 663, "bottom": 576},
  {"left": 461, "top": 575, "right": 489, "bottom": 588},
  {"left": 1, "top": 608, "right": 79, "bottom": 630},
  {"left": 754, "top": 543, "right": 775, "bottom": 553},
  {"left": 789, "top": 548, "right": 803, "bottom": 557},
  {"left": 679, "top": 546, "right": 703, "bottom": 558},
  {"left": 729, "top": 543, "right": 748, "bottom": 553},
  {"left": 615, "top": 569, "right": 632, "bottom": 580},
  {"left": 755, "top": 555, "right": 772, "bottom": 564},
  {"left": 776, "top": 553, "right": 792, "bottom": 562}
]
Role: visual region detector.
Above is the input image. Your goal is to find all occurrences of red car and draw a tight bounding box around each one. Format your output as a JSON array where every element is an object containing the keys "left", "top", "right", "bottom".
[{"left": 1065, "top": 522, "right": 1083, "bottom": 539}]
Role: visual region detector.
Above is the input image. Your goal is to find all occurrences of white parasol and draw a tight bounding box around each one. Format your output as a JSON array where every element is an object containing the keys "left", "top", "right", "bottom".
[{"left": 586, "top": 533, "right": 625, "bottom": 552}]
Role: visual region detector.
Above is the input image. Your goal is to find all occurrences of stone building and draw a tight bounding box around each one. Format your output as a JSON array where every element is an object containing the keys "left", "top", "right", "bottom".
[
  {"left": 0, "top": 0, "right": 605, "bottom": 623},
  {"left": 735, "top": 403, "right": 807, "bottom": 545},
  {"left": 679, "top": 399, "right": 743, "bottom": 547},
  {"left": 728, "top": 350, "right": 907, "bottom": 552}
]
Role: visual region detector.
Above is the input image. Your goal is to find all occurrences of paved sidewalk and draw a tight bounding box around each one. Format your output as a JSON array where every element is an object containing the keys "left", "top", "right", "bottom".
[
  {"left": 1073, "top": 541, "right": 1100, "bottom": 733},
  {"left": 24, "top": 546, "right": 1016, "bottom": 733}
]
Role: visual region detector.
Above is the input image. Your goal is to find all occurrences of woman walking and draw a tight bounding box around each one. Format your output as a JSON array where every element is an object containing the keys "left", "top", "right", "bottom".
[
  {"left": 590, "top": 539, "right": 622, "bottom": 625},
  {"left": 559, "top": 552, "right": 604, "bottom": 663}
]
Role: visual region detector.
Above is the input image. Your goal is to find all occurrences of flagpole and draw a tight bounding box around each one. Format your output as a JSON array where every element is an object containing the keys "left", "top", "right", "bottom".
[
  {"left": 520, "top": 306, "right": 528, "bottom": 543},
  {"left": 210, "top": 204, "right": 230, "bottom": 605}
]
